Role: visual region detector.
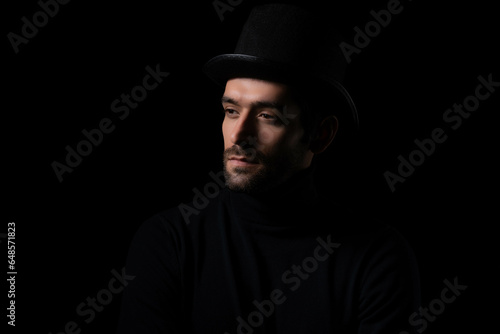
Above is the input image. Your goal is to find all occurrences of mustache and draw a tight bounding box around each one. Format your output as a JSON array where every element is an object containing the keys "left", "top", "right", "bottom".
[{"left": 223, "top": 145, "right": 264, "bottom": 163}]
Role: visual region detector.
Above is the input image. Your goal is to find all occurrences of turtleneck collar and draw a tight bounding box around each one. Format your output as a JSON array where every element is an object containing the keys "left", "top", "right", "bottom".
[{"left": 222, "top": 163, "right": 320, "bottom": 227}]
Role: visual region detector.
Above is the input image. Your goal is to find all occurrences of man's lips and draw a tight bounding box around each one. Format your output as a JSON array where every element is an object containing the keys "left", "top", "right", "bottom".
[{"left": 228, "top": 156, "right": 258, "bottom": 166}]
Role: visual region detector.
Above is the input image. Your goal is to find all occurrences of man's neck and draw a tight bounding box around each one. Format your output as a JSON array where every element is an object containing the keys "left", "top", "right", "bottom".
[{"left": 224, "top": 164, "right": 319, "bottom": 226}]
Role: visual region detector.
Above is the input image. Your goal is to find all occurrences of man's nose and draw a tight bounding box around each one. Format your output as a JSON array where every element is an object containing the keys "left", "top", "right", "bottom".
[{"left": 230, "top": 114, "right": 256, "bottom": 145}]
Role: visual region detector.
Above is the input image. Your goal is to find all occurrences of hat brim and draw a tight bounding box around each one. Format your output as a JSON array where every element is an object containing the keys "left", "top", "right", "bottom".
[{"left": 203, "top": 54, "right": 359, "bottom": 131}]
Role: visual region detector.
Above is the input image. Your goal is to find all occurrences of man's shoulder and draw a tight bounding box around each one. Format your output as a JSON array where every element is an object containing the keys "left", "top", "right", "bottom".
[
  {"left": 130, "top": 207, "right": 186, "bottom": 246},
  {"left": 139, "top": 187, "right": 227, "bottom": 235}
]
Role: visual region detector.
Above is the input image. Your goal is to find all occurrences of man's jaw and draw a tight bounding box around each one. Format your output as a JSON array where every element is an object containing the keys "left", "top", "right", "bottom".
[{"left": 223, "top": 157, "right": 266, "bottom": 193}]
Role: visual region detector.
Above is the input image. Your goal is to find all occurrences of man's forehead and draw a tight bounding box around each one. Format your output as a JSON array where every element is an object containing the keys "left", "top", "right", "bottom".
[{"left": 222, "top": 78, "right": 295, "bottom": 107}]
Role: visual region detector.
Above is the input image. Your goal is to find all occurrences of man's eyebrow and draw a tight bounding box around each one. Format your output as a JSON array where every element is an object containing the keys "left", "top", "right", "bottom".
[
  {"left": 221, "top": 96, "right": 284, "bottom": 111},
  {"left": 221, "top": 96, "right": 239, "bottom": 105}
]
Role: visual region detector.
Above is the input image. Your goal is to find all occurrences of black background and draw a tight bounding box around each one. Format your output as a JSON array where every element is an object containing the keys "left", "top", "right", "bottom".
[{"left": 3, "top": 0, "right": 498, "bottom": 333}]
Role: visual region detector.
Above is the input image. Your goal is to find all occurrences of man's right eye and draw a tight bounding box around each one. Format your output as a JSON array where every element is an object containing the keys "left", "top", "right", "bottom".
[{"left": 224, "top": 108, "right": 238, "bottom": 116}]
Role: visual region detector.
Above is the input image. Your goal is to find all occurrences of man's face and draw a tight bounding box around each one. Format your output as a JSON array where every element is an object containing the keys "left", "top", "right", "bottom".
[{"left": 222, "top": 78, "right": 313, "bottom": 193}]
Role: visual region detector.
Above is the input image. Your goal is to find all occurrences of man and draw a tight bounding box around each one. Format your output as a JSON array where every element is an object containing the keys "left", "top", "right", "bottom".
[{"left": 117, "top": 4, "right": 420, "bottom": 334}]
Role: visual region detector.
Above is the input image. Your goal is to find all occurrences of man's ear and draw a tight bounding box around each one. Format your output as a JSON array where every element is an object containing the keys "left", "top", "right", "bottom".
[{"left": 309, "top": 115, "right": 338, "bottom": 154}]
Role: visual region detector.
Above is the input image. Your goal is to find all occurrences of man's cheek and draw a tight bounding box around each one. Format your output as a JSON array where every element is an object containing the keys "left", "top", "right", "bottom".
[
  {"left": 222, "top": 122, "right": 231, "bottom": 146},
  {"left": 257, "top": 126, "right": 285, "bottom": 146}
]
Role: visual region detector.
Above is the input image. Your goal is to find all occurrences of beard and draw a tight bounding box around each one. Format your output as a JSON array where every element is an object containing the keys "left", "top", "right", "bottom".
[{"left": 223, "top": 144, "right": 306, "bottom": 194}]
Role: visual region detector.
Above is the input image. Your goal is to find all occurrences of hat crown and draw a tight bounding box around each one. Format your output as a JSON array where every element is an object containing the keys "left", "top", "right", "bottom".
[
  {"left": 203, "top": 4, "right": 359, "bottom": 132},
  {"left": 234, "top": 4, "right": 347, "bottom": 83}
]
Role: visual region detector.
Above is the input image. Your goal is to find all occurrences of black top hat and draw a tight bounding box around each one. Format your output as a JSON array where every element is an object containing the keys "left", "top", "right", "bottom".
[{"left": 203, "top": 3, "right": 359, "bottom": 132}]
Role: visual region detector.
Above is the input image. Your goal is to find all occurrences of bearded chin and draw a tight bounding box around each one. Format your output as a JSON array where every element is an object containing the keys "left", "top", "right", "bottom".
[
  {"left": 223, "top": 152, "right": 304, "bottom": 194},
  {"left": 223, "top": 163, "right": 272, "bottom": 194}
]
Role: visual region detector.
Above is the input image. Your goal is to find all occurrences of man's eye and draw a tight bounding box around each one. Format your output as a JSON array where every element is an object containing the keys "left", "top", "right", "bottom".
[
  {"left": 224, "top": 108, "right": 238, "bottom": 116},
  {"left": 259, "top": 113, "right": 276, "bottom": 120}
]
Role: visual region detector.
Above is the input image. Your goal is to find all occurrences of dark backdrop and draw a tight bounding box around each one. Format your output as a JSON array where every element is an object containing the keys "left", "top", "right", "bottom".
[{"left": 4, "top": 0, "right": 498, "bottom": 333}]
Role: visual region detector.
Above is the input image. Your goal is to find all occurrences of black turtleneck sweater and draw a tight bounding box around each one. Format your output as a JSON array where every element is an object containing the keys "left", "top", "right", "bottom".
[{"left": 117, "top": 167, "right": 420, "bottom": 334}]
